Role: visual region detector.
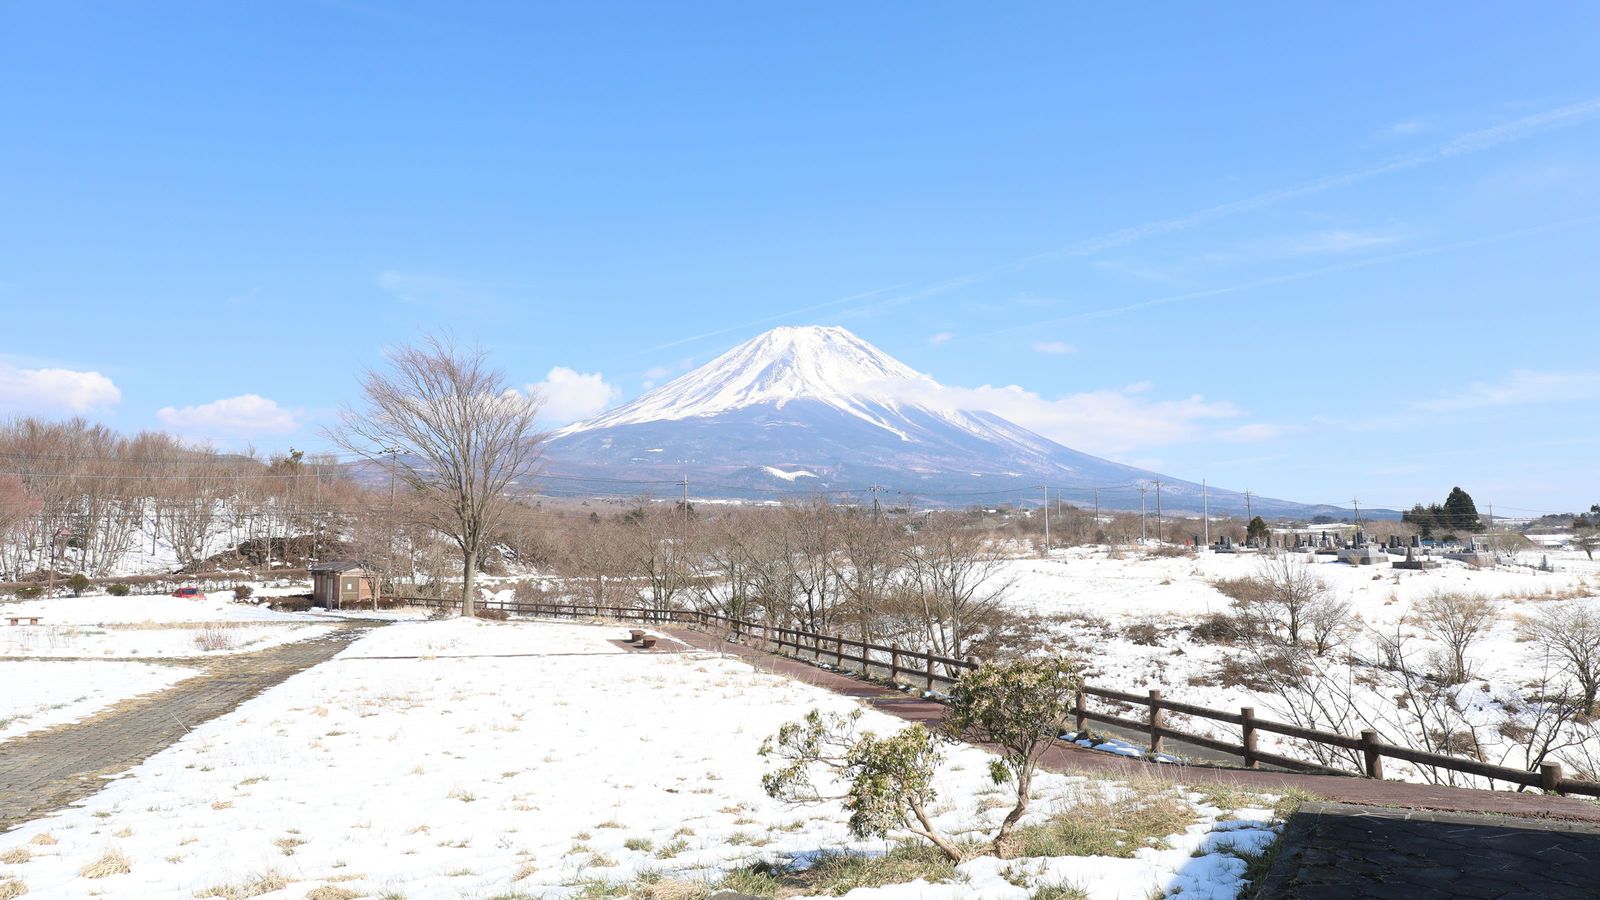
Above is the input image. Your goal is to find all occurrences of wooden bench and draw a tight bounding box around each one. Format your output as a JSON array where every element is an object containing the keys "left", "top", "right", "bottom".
[
  {"left": 6, "top": 616, "right": 42, "bottom": 626},
  {"left": 629, "top": 628, "right": 646, "bottom": 642},
  {"left": 639, "top": 635, "right": 658, "bottom": 649}
]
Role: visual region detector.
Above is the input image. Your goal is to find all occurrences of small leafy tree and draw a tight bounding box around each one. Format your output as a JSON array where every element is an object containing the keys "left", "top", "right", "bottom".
[
  {"left": 760, "top": 709, "right": 963, "bottom": 861},
  {"left": 67, "top": 573, "right": 91, "bottom": 597},
  {"left": 106, "top": 582, "right": 131, "bottom": 597},
  {"left": 942, "top": 658, "right": 1080, "bottom": 858}
]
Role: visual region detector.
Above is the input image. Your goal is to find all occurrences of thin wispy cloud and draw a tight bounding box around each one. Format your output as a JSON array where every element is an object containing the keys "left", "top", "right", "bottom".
[
  {"left": 1032, "top": 341, "right": 1077, "bottom": 355},
  {"left": 984, "top": 215, "right": 1600, "bottom": 337},
  {"left": 927, "top": 332, "right": 955, "bottom": 347},
  {"left": 376, "top": 271, "right": 506, "bottom": 312},
  {"left": 644, "top": 97, "right": 1600, "bottom": 355},
  {"left": 1415, "top": 370, "right": 1600, "bottom": 413}
]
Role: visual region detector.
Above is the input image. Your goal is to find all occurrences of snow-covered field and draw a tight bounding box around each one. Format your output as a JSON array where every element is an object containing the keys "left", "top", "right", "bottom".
[
  {"left": 0, "top": 619, "right": 1282, "bottom": 900},
  {"left": 999, "top": 545, "right": 1600, "bottom": 782},
  {"left": 0, "top": 660, "right": 197, "bottom": 743},
  {"left": 0, "top": 593, "right": 333, "bottom": 659}
]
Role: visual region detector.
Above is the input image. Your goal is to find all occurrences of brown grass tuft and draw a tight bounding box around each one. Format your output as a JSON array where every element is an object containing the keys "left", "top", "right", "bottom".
[
  {"left": 79, "top": 847, "right": 131, "bottom": 879},
  {"left": 0, "top": 877, "right": 26, "bottom": 899},
  {"left": 305, "top": 887, "right": 362, "bottom": 900}
]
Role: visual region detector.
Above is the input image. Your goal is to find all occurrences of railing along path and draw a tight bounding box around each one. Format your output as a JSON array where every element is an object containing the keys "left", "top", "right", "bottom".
[{"left": 401, "top": 596, "right": 1599, "bottom": 798}]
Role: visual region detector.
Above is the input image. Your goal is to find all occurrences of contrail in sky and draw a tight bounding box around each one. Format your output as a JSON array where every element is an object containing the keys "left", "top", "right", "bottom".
[
  {"left": 645, "top": 96, "right": 1600, "bottom": 354},
  {"left": 981, "top": 216, "right": 1600, "bottom": 337}
]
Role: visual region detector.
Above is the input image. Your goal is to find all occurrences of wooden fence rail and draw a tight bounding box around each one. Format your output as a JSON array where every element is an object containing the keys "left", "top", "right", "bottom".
[{"left": 407, "top": 597, "right": 1600, "bottom": 798}]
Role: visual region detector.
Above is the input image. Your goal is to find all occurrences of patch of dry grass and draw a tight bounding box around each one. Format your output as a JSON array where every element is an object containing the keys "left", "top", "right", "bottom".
[
  {"left": 79, "top": 847, "right": 131, "bottom": 879},
  {"left": 194, "top": 870, "right": 288, "bottom": 899},
  {"left": 305, "top": 887, "right": 362, "bottom": 900},
  {"left": 0, "top": 876, "right": 26, "bottom": 899},
  {"left": 0, "top": 848, "right": 28, "bottom": 865},
  {"left": 1011, "top": 786, "right": 1199, "bottom": 859}
]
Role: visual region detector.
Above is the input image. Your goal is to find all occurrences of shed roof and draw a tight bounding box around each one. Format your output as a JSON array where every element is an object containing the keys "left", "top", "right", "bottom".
[{"left": 309, "top": 560, "right": 366, "bottom": 573}]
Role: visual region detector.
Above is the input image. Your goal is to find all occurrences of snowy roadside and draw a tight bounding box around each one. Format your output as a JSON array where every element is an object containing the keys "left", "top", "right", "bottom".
[
  {"left": 0, "top": 619, "right": 1284, "bottom": 900},
  {"left": 0, "top": 660, "right": 199, "bottom": 744}
]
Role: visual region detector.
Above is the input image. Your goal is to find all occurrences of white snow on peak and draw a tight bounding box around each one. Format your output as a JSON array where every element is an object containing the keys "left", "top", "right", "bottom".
[
  {"left": 558, "top": 325, "right": 1063, "bottom": 456},
  {"left": 562, "top": 326, "right": 939, "bottom": 437}
]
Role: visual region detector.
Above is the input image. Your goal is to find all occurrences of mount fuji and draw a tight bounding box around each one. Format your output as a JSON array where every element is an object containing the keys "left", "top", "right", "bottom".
[{"left": 542, "top": 326, "right": 1342, "bottom": 517}]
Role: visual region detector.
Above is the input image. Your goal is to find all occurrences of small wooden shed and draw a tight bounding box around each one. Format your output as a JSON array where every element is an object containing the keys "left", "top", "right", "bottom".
[{"left": 309, "top": 561, "right": 377, "bottom": 609}]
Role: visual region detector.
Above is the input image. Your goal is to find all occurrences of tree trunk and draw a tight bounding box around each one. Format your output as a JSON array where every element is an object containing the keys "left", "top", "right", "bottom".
[
  {"left": 462, "top": 547, "right": 477, "bottom": 617},
  {"left": 993, "top": 769, "right": 1033, "bottom": 859}
]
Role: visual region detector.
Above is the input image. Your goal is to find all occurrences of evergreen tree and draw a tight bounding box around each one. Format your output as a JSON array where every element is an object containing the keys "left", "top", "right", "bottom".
[
  {"left": 1246, "top": 516, "right": 1270, "bottom": 546},
  {"left": 1441, "top": 486, "right": 1484, "bottom": 533}
]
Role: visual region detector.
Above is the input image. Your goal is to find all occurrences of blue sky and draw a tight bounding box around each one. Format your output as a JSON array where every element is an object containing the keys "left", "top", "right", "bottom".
[{"left": 2, "top": 2, "right": 1598, "bottom": 513}]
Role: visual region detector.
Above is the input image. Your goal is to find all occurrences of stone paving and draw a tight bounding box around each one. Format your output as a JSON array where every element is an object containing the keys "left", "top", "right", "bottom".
[
  {"left": 0, "top": 624, "right": 373, "bottom": 832},
  {"left": 1255, "top": 802, "right": 1600, "bottom": 899}
]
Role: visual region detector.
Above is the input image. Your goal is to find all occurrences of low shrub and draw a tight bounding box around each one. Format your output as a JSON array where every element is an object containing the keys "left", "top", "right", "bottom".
[
  {"left": 67, "top": 573, "right": 91, "bottom": 597},
  {"left": 268, "top": 596, "right": 313, "bottom": 612},
  {"left": 107, "top": 582, "right": 132, "bottom": 597},
  {"left": 232, "top": 584, "right": 254, "bottom": 601},
  {"left": 474, "top": 607, "right": 509, "bottom": 621},
  {"left": 1211, "top": 576, "right": 1272, "bottom": 605},
  {"left": 193, "top": 625, "right": 239, "bottom": 652},
  {"left": 13, "top": 585, "right": 42, "bottom": 600},
  {"left": 1190, "top": 610, "right": 1250, "bottom": 645},
  {"left": 1124, "top": 620, "right": 1162, "bottom": 646}
]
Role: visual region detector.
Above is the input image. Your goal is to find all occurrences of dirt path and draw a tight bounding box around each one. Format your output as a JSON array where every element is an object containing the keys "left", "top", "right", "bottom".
[
  {"left": 666, "top": 626, "right": 1600, "bottom": 822},
  {"left": 0, "top": 624, "right": 374, "bottom": 832}
]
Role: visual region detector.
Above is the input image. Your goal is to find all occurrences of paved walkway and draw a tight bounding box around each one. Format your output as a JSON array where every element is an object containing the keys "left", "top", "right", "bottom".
[
  {"left": 1255, "top": 802, "right": 1600, "bottom": 899},
  {"left": 665, "top": 626, "right": 1600, "bottom": 822},
  {"left": 0, "top": 625, "right": 373, "bottom": 832}
]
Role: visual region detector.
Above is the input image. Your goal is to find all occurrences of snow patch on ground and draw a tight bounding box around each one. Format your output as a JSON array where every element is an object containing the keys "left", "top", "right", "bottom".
[
  {"left": 0, "top": 660, "right": 197, "bottom": 742},
  {"left": 0, "top": 619, "right": 1278, "bottom": 899},
  {"left": 763, "top": 466, "right": 818, "bottom": 481}
]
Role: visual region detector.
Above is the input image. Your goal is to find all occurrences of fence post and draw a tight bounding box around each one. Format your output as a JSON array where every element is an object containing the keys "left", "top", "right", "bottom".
[
  {"left": 1241, "top": 707, "right": 1258, "bottom": 769},
  {"left": 1360, "top": 729, "right": 1384, "bottom": 779},
  {"left": 925, "top": 655, "right": 936, "bottom": 693},
  {"left": 1542, "top": 762, "right": 1565, "bottom": 795},
  {"left": 1074, "top": 690, "right": 1086, "bottom": 734},
  {"left": 890, "top": 646, "right": 900, "bottom": 684},
  {"left": 1148, "top": 689, "right": 1164, "bottom": 755},
  {"left": 835, "top": 635, "right": 844, "bottom": 668}
]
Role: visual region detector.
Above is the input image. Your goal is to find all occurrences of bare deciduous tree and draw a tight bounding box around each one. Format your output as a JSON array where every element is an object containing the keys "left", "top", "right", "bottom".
[
  {"left": 1243, "top": 551, "right": 1337, "bottom": 648},
  {"left": 333, "top": 336, "right": 545, "bottom": 616},
  {"left": 1413, "top": 591, "right": 1498, "bottom": 684},
  {"left": 898, "top": 516, "right": 1015, "bottom": 664},
  {"left": 1526, "top": 602, "right": 1600, "bottom": 713}
]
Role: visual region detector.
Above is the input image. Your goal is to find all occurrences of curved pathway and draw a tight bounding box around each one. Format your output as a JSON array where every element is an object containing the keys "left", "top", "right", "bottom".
[{"left": 0, "top": 624, "right": 374, "bottom": 831}]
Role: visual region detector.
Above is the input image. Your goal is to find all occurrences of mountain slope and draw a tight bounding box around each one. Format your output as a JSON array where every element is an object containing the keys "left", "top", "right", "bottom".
[{"left": 544, "top": 326, "right": 1352, "bottom": 517}]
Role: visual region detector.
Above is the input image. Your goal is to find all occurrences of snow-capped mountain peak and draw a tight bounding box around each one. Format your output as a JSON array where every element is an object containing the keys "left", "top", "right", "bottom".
[{"left": 561, "top": 325, "right": 944, "bottom": 438}]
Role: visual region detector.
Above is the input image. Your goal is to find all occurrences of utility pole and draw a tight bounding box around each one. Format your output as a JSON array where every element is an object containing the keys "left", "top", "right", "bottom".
[
  {"left": 680, "top": 473, "right": 691, "bottom": 546},
  {"left": 1093, "top": 489, "right": 1099, "bottom": 532},
  {"left": 385, "top": 447, "right": 399, "bottom": 608},
  {"left": 870, "top": 482, "right": 882, "bottom": 521},
  {"left": 1243, "top": 489, "right": 1254, "bottom": 522},
  {"left": 1202, "top": 478, "right": 1209, "bottom": 549},
  {"left": 1154, "top": 480, "right": 1163, "bottom": 543},
  {"left": 1138, "top": 483, "right": 1149, "bottom": 541},
  {"left": 1042, "top": 482, "right": 1051, "bottom": 555}
]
